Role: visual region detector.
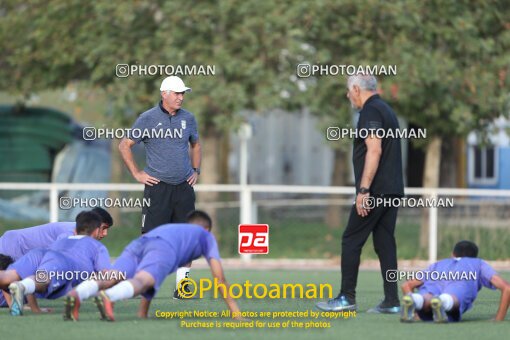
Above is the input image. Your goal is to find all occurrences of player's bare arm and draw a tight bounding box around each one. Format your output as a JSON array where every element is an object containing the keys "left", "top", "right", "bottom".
[
  {"left": 209, "top": 258, "right": 243, "bottom": 319},
  {"left": 137, "top": 296, "right": 151, "bottom": 319},
  {"left": 2, "top": 290, "right": 11, "bottom": 307},
  {"left": 187, "top": 140, "right": 201, "bottom": 186},
  {"left": 26, "top": 294, "right": 52, "bottom": 314},
  {"left": 401, "top": 279, "right": 424, "bottom": 295},
  {"left": 119, "top": 138, "right": 160, "bottom": 186},
  {"left": 490, "top": 274, "right": 510, "bottom": 321},
  {"left": 356, "top": 136, "right": 382, "bottom": 217},
  {"left": 119, "top": 271, "right": 157, "bottom": 319}
]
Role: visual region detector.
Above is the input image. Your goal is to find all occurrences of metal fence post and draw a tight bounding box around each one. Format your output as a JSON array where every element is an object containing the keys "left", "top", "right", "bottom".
[
  {"left": 49, "top": 184, "right": 59, "bottom": 222},
  {"left": 428, "top": 192, "right": 438, "bottom": 263},
  {"left": 239, "top": 123, "right": 253, "bottom": 262}
]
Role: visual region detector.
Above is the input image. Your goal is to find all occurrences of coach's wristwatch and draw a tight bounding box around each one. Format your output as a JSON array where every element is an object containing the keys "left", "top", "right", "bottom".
[
  {"left": 359, "top": 187, "right": 370, "bottom": 194},
  {"left": 193, "top": 168, "right": 201, "bottom": 175}
]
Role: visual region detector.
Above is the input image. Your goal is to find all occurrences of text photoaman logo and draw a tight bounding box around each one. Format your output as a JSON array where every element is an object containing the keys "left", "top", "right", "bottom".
[
  {"left": 326, "top": 127, "right": 427, "bottom": 140},
  {"left": 115, "top": 64, "right": 216, "bottom": 78},
  {"left": 82, "top": 127, "right": 185, "bottom": 141},
  {"left": 385, "top": 270, "right": 477, "bottom": 283},
  {"left": 35, "top": 270, "right": 127, "bottom": 283},
  {"left": 361, "top": 197, "right": 454, "bottom": 209},
  {"left": 296, "top": 64, "right": 397, "bottom": 78},
  {"left": 177, "top": 278, "right": 333, "bottom": 299},
  {"left": 59, "top": 197, "right": 150, "bottom": 210},
  {"left": 239, "top": 224, "right": 269, "bottom": 254}
]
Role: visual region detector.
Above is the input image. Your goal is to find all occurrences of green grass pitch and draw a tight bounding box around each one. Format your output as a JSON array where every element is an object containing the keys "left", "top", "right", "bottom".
[{"left": 1, "top": 270, "right": 509, "bottom": 340}]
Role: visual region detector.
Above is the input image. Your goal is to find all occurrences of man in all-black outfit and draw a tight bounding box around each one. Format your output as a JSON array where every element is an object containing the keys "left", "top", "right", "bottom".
[{"left": 317, "top": 74, "right": 404, "bottom": 313}]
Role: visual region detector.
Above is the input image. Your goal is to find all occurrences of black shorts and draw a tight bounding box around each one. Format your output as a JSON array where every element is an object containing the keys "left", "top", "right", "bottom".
[
  {"left": 141, "top": 181, "right": 195, "bottom": 234},
  {"left": 417, "top": 308, "right": 461, "bottom": 322}
]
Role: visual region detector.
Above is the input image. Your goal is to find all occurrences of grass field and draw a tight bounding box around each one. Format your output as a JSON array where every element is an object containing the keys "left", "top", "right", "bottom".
[{"left": 1, "top": 270, "right": 509, "bottom": 340}]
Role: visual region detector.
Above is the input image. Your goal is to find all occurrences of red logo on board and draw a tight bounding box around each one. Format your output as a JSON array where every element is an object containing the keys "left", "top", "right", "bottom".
[{"left": 238, "top": 224, "right": 269, "bottom": 254}]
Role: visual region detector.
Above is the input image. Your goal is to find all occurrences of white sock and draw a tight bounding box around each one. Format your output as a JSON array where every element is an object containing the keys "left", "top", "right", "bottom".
[
  {"left": 176, "top": 267, "right": 191, "bottom": 286},
  {"left": 439, "top": 293, "right": 454, "bottom": 312},
  {"left": 104, "top": 281, "right": 135, "bottom": 302},
  {"left": 75, "top": 280, "right": 99, "bottom": 302},
  {"left": 20, "top": 278, "right": 35, "bottom": 295},
  {"left": 411, "top": 293, "right": 424, "bottom": 310}
]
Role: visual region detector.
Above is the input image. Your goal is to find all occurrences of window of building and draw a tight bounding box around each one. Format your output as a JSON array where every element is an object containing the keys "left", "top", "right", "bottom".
[{"left": 469, "top": 145, "right": 498, "bottom": 185}]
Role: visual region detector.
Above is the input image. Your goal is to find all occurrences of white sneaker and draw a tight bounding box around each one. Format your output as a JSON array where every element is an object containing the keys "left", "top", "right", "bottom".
[{"left": 8, "top": 282, "right": 25, "bottom": 316}]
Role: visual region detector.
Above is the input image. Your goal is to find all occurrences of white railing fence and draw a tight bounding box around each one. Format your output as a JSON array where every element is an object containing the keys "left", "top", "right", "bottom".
[{"left": 1, "top": 182, "right": 510, "bottom": 264}]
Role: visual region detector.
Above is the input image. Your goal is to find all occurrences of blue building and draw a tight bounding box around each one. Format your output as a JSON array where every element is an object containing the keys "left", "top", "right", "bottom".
[{"left": 467, "top": 117, "right": 510, "bottom": 189}]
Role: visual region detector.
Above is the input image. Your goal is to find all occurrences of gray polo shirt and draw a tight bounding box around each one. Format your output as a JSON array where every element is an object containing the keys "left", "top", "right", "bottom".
[{"left": 130, "top": 102, "right": 199, "bottom": 185}]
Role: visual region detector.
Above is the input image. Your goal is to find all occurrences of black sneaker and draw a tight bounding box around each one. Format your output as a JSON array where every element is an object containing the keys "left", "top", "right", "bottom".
[
  {"left": 316, "top": 295, "right": 357, "bottom": 312},
  {"left": 367, "top": 299, "right": 401, "bottom": 314},
  {"left": 173, "top": 279, "right": 193, "bottom": 300}
]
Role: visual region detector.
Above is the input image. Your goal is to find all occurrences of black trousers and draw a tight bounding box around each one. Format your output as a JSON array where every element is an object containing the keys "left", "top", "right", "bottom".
[
  {"left": 340, "top": 202, "right": 399, "bottom": 304},
  {"left": 141, "top": 181, "right": 195, "bottom": 234}
]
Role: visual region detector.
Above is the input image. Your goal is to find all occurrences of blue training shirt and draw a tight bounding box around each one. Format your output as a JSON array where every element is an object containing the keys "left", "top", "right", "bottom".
[
  {"left": 421, "top": 257, "right": 497, "bottom": 312},
  {"left": 0, "top": 222, "right": 75, "bottom": 260},
  {"left": 130, "top": 102, "right": 199, "bottom": 185},
  {"left": 48, "top": 235, "right": 111, "bottom": 273},
  {"left": 141, "top": 224, "right": 220, "bottom": 265}
]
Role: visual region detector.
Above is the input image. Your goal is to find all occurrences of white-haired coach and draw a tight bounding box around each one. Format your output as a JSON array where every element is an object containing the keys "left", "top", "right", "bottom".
[
  {"left": 317, "top": 74, "right": 404, "bottom": 313},
  {"left": 119, "top": 76, "right": 201, "bottom": 299}
]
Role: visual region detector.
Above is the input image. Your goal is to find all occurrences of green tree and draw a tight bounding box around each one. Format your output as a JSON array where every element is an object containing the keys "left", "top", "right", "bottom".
[
  {"left": 1, "top": 0, "right": 508, "bottom": 253},
  {"left": 386, "top": 0, "right": 510, "bottom": 251},
  {"left": 282, "top": 0, "right": 411, "bottom": 227},
  {"left": 0, "top": 0, "right": 299, "bottom": 230},
  {"left": 284, "top": 0, "right": 509, "bottom": 251}
]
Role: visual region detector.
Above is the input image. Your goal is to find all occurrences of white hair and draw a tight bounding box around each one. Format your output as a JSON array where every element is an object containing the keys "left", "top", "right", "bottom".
[{"left": 347, "top": 74, "right": 377, "bottom": 91}]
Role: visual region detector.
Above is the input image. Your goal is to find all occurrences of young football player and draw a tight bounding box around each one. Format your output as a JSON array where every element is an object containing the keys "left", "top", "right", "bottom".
[
  {"left": 0, "top": 207, "right": 113, "bottom": 260},
  {"left": 0, "top": 210, "right": 111, "bottom": 316},
  {"left": 400, "top": 240, "right": 510, "bottom": 323},
  {"left": 65, "top": 210, "right": 244, "bottom": 321},
  {"left": 0, "top": 207, "right": 113, "bottom": 308}
]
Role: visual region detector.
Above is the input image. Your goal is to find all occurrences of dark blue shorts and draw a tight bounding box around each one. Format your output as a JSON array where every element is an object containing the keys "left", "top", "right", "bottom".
[
  {"left": 7, "top": 249, "right": 47, "bottom": 279},
  {"left": 35, "top": 251, "right": 76, "bottom": 299},
  {"left": 113, "top": 237, "right": 178, "bottom": 300},
  {"left": 417, "top": 283, "right": 466, "bottom": 322}
]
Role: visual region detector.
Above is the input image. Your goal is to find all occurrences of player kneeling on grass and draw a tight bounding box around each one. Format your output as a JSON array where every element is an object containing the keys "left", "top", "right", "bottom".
[
  {"left": 0, "top": 211, "right": 111, "bottom": 316},
  {"left": 0, "top": 207, "right": 113, "bottom": 261},
  {"left": 400, "top": 240, "right": 510, "bottom": 323},
  {"left": 0, "top": 207, "right": 113, "bottom": 309},
  {"left": 65, "top": 210, "right": 243, "bottom": 322}
]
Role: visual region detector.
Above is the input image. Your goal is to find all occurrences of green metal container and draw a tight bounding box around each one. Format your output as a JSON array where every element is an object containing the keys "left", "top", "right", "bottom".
[{"left": 0, "top": 105, "right": 73, "bottom": 196}]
